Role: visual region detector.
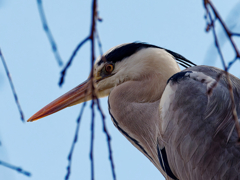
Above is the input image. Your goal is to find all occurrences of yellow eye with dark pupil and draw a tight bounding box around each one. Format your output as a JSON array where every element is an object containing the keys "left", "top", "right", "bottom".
[{"left": 105, "top": 64, "right": 114, "bottom": 73}]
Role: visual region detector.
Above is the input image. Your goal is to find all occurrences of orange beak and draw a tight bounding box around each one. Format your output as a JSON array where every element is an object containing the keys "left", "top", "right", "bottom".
[{"left": 27, "top": 79, "right": 94, "bottom": 122}]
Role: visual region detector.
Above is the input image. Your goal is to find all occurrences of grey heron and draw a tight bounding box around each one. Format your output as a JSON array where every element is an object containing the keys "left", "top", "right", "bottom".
[{"left": 28, "top": 42, "right": 240, "bottom": 179}]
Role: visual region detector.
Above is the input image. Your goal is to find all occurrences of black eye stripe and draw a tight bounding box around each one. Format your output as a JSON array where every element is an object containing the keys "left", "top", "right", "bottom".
[
  {"left": 97, "top": 43, "right": 158, "bottom": 65},
  {"left": 97, "top": 42, "right": 195, "bottom": 68}
]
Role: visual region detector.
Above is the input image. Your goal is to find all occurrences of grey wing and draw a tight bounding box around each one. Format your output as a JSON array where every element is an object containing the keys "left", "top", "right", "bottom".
[{"left": 159, "top": 65, "right": 240, "bottom": 180}]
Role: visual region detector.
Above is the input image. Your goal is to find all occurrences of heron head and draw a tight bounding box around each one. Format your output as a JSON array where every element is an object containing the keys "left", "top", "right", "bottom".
[{"left": 27, "top": 42, "right": 192, "bottom": 122}]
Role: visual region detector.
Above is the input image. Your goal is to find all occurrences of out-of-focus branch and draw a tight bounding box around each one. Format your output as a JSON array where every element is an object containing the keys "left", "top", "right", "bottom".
[
  {"left": 58, "top": 2, "right": 106, "bottom": 87},
  {"left": 206, "top": 1, "right": 240, "bottom": 60},
  {"left": 0, "top": 160, "right": 31, "bottom": 177},
  {"left": 90, "top": 100, "right": 95, "bottom": 180},
  {"left": 89, "top": 1, "right": 98, "bottom": 180},
  {"left": 59, "top": 37, "right": 90, "bottom": 86},
  {"left": 36, "top": 0, "right": 63, "bottom": 66},
  {"left": 205, "top": 7, "right": 226, "bottom": 69},
  {"left": 96, "top": 99, "right": 116, "bottom": 179},
  {"left": 89, "top": 1, "right": 116, "bottom": 179},
  {"left": 65, "top": 102, "right": 86, "bottom": 180},
  {"left": 204, "top": 0, "right": 240, "bottom": 142},
  {"left": 232, "top": 33, "right": 240, "bottom": 36},
  {"left": 95, "top": 29, "right": 104, "bottom": 56},
  {"left": 61, "top": 0, "right": 116, "bottom": 179},
  {"left": 0, "top": 49, "right": 25, "bottom": 122},
  {"left": 204, "top": 0, "right": 240, "bottom": 68}
]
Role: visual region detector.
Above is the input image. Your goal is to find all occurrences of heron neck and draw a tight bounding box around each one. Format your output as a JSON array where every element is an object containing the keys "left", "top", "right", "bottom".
[{"left": 108, "top": 72, "right": 177, "bottom": 172}]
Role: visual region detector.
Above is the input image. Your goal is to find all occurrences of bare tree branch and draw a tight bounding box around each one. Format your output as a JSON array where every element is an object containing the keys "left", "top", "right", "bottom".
[
  {"left": 96, "top": 99, "right": 116, "bottom": 179},
  {"left": 204, "top": 8, "right": 226, "bottom": 69},
  {"left": 90, "top": 100, "right": 95, "bottom": 180},
  {"left": 205, "top": 0, "right": 240, "bottom": 60},
  {"left": 232, "top": 33, "right": 240, "bottom": 37},
  {"left": 65, "top": 102, "right": 86, "bottom": 180},
  {"left": 59, "top": 37, "right": 90, "bottom": 87},
  {"left": 89, "top": 1, "right": 97, "bottom": 179},
  {"left": 36, "top": 0, "right": 63, "bottom": 66},
  {"left": 0, "top": 160, "right": 31, "bottom": 177},
  {"left": 0, "top": 49, "right": 24, "bottom": 122},
  {"left": 204, "top": 0, "right": 240, "bottom": 142},
  {"left": 58, "top": 0, "right": 116, "bottom": 179},
  {"left": 95, "top": 30, "right": 104, "bottom": 57}
]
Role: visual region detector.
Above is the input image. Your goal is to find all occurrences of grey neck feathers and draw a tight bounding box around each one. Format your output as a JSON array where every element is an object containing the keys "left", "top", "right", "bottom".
[{"left": 108, "top": 73, "right": 168, "bottom": 172}]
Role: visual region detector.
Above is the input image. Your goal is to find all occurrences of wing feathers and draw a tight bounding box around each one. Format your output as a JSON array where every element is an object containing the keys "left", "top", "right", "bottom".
[{"left": 160, "top": 65, "right": 240, "bottom": 179}]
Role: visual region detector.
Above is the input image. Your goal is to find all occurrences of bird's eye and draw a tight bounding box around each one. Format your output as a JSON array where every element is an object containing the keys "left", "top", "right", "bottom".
[{"left": 105, "top": 64, "right": 114, "bottom": 74}]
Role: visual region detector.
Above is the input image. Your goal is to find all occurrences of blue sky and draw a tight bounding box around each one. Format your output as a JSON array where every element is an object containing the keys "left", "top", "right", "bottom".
[{"left": 0, "top": 0, "right": 240, "bottom": 180}]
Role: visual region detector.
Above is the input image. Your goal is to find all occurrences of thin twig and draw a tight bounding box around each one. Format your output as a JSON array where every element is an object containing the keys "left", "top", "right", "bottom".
[
  {"left": 204, "top": 0, "right": 240, "bottom": 59},
  {"left": 95, "top": 29, "right": 107, "bottom": 63},
  {"left": 59, "top": 37, "right": 90, "bottom": 86},
  {"left": 89, "top": 1, "right": 97, "bottom": 179},
  {"left": 36, "top": 0, "right": 63, "bottom": 66},
  {"left": 0, "top": 160, "right": 31, "bottom": 177},
  {"left": 204, "top": 3, "right": 227, "bottom": 69},
  {"left": 90, "top": 100, "right": 95, "bottom": 180},
  {"left": 0, "top": 49, "right": 25, "bottom": 122},
  {"left": 228, "top": 57, "right": 238, "bottom": 70},
  {"left": 61, "top": 0, "right": 116, "bottom": 179},
  {"left": 207, "top": 72, "right": 223, "bottom": 95},
  {"left": 232, "top": 33, "right": 240, "bottom": 36},
  {"left": 89, "top": 0, "right": 116, "bottom": 179},
  {"left": 65, "top": 102, "right": 86, "bottom": 180},
  {"left": 204, "top": 0, "right": 240, "bottom": 141},
  {"left": 96, "top": 99, "right": 116, "bottom": 180},
  {"left": 225, "top": 72, "right": 240, "bottom": 142},
  {"left": 95, "top": 30, "right": 104, "bottom": 57}
]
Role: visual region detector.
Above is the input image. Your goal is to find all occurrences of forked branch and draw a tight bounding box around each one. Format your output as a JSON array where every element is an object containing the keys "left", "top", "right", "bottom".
[{"left": 204, "top": 0, "right": 240, "bottom": 142}]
